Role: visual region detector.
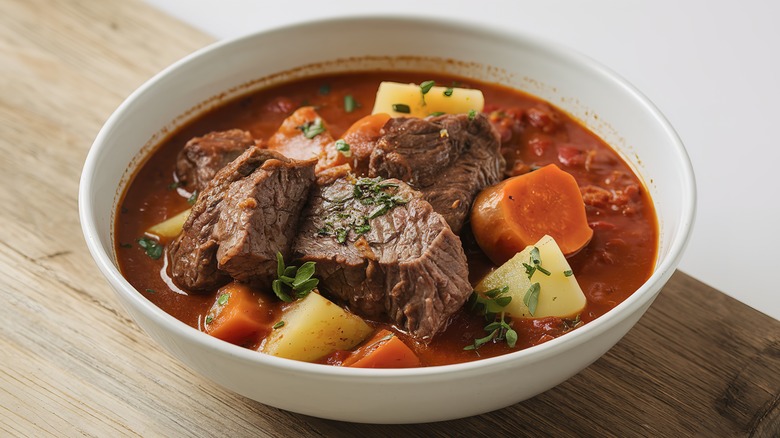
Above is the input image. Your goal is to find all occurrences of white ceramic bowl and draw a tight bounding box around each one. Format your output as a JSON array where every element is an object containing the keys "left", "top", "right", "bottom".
[{"left": 79, "top": 16, "right": 695, "bottom": 423}]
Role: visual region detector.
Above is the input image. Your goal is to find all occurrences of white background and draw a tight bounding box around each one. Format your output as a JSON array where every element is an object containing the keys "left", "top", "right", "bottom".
[{"left": 143, "top": 0, "right": 780, "bottom": 320}]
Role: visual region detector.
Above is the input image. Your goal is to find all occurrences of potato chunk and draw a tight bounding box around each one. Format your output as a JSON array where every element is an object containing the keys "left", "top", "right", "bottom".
[
  {"left": 371, "top": 81, "right": 484, "bottom": 118},
  {"left": 261, "top": 292, "right": 372, "bottom": 362},
  {"left": 475, "top": 235, "right": 586, "bottom": 319},
  {"left": 146, "top": 208, "right": 191, "bottom": 239}
]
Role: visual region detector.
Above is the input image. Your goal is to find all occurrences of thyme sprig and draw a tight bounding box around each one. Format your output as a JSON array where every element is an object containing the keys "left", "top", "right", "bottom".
[
  {"left": 272, "top": 252, "right": 318, "bottom": 302},
  {"left": 464, "top": 286, "right": 518, "bottom": 352}
]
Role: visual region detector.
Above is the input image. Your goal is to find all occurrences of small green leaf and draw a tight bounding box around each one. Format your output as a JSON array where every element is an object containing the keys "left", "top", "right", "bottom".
[
  {"left": 276, "top": 252, "right": 285, "bottom": 278},
  {"left": 294, "top": 278, "right": 319, "bottom": 298},
  {"left": 523, "top": 283, "right": 541, "bottom": 316},
  {"left": 336, "top": 228, "right": 347, "bottom": 244},
  {"left": 484, "top": 286, "right": 508, "bottom": 299},
  {"left": 293, "top": 261, "right": 316, "bottom": 286},
  {"left": 335, "top": 139, "right": 352, "bottom": 157},
  {"left": 536, "top": 266, "right": 551, "bottom": 276},
  {"left": 443, "top": 88, "right": 454, "bottom": 97},
  {"left": 344, "top": 95, "right": 357, "bottom": 113},
  {"left": 564, "top": 270, "right": 573, "bottom": 277},
  {"left": 145, "top": 288, "right": 155, "bottom": 294},
  {"left": 420, "top": 80, "right": 435, "bottom": 95},
  {"left": 494, "top": 296, "right": 512, "bottom": 307},
  {"left": 283, "top": 265, "right": 297, "bottom": 277},
  {"left": 217, "top": 293, "right": 230, "bottom": 306},
  {"left": 137, "top": 237, "right": 162, "bottom": 260},
  {"left": 428, "top": 111, "right": 446, "bottom": 117},
  {"left": 484, "top": 322, "right": 503, "bottom": 332},
  {"left": 392, "top": 103, "right": 411, "bottom": 114},
  {"left": 205, "top": 315, "right": 213, "bottom": 324},
  {"left": 299, "top": 119, "right": 326, "bottom": 139},
  {"left": 505, "top": 328, "right": 518, "bottom": 348},
  {"left": 530, "top": 247, "right": 541, "bottom": 265},
  {"left": 272, "top": 279, "right": 292, "bottom": 302},
  {"left": 187, "top": 190, "right": 198, "bottom": 205},
  {"left": 273, "top": 320, "right": 285, "bottom": 329},
  {"left": 468, "top": 109, "right": 477, "bottom": 120}
]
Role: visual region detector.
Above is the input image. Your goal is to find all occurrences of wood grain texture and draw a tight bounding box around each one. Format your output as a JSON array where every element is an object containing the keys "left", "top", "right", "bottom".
[{"left": 0, "top": 0, "right": 777, "bottom": 436}]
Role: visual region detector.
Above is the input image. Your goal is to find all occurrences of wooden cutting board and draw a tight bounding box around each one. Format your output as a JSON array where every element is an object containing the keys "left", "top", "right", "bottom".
[{"left": 1, "top": 0, "right": 777, "bottom": 435}]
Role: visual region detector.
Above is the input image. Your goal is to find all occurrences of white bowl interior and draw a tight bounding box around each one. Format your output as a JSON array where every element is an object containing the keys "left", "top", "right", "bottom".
[{"left": 79, "top": 16, "right": 695, "bottom": 423}]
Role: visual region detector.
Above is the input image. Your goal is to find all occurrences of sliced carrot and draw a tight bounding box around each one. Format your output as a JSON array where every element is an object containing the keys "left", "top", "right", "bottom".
[
  {"left": 204, "top": 282, "right": 273, "bottom": 347},
  {"left": 267, "top": 106, "right": 334, "bottom": 161},
  {"left": 342, "top": 329, "right": 421, "bottom": 368},
  {"left": 339, "top": 112, "right": 391, "bottom": 174},
  {"left": 470, "top": 163, "right": 593, "bottom": 265}
]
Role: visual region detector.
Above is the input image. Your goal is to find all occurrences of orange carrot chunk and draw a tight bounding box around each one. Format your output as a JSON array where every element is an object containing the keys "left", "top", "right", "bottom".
[
  {"left": 470, "top": 163, "right": 593, "bottom": 266},
  {"left": 204, "top": 282, "right": 273, "bottom": 347},
  {"left": 343, "top": 329, "right": 421, "bottom": 368}
]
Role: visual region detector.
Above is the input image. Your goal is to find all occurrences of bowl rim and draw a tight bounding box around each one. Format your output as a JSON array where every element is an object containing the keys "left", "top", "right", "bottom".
[{"left": 79, "top": 14, "right": 696, "bottom": 379}]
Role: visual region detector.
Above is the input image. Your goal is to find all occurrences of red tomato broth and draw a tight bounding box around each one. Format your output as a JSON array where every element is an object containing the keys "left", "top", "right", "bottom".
[{"left": 115, "top": 71, "right": 657, "bottom": 367}]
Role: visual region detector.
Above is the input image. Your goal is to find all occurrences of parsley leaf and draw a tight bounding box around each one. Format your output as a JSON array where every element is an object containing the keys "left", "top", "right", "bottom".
[
  {"left": 335, "top": 139, "right": 352, "bottom": 157},
  {"left": 137, "top": 237, "right": 162, "bottom": 260},
  {"left": 298, "top": 118, "right": 326, "bottom": 139}
]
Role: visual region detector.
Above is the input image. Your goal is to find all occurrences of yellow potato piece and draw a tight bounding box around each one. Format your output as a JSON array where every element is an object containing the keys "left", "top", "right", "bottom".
[
  {"left": 145, "top": 208, "right": 191, "bottom": 239},
  {"left": 475, "top": 235, "right": 586, "bottom": 319},
  {"left": 262, "top": 292, "right": 372, "bottom": 362},
  {"left": 371, "top": 81, "right": 484, "bottom": 118}
]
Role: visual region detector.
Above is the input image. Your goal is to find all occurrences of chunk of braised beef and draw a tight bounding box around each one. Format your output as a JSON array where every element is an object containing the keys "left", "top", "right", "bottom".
[
  {"left": 168, "top": 146, "right": 316, "bottom": 292},
  {"left": 367, "top": 113, "right": 505, "bottom": 233},
  {"left": 175, "top": 129, "right": 256, "bottom": 193},
  {"left": 292, "top": 177, "right": 472, "bottom": 341}
]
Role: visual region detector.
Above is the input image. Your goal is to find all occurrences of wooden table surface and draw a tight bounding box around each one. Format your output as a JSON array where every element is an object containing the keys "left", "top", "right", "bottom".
[{"left": 1, "top": 0, "right": 778, "bottom": 436}]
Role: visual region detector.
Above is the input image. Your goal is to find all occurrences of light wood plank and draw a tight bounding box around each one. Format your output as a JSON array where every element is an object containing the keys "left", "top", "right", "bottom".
[{"left": 0, "top": 0, "right": 777, "bottom": 436}]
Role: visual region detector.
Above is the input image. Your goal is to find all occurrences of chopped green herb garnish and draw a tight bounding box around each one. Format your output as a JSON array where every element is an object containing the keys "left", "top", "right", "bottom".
[
  {"left": 298, "top": 118, "right": 326, "bottom": 139},
  {"left": 523, "top": 283, "right": 541, "bottom": 316},
  {"left": 335, "top": 139, "right": 352, "bottom": 157},
  {"left": 273, "top": 321, "right": 285, "bottom": 329},
  {"left": 137, "top": 237, "right": 162, "bottom": 260},
  {"left": 443, "top": 87, "right": 454, "bottom": 97},
  {"left": 319, "top": 84, "right": 331, "bottom": 95},
  {"left": 536, "top": 266, "right": 552, "bottom": 276},
  {"left": 354, "top": 223, "right": 371, "bottom": 234},
  {"left": 392, "top": 103, "right": 411, "bottom": 114},
  {"left": 344, "top": 95, "right": 357, "bottom": 113},
  {"left": 335, "top": 228, "right": 348, "bottom": 244},
  {"left": 145, "top": 288, "right": 155, "bottom": 294},
  {"left": 468, "top": 109, "right": 477, "bottom": 120},
  {"left": 187, "top": 190, "right": 198, "bottom": 205},
  {"left": 523, "top": 262, "right": 536, "bottom": 279},
  {"left": 564, "top": 270, "right": 573, "bottom": 277},
  {"left": 530, "top": 247, "right": 541, "bottom": 266},
  {"left": 272, "top": 252, "right": 319, "bottom": 302},
  {"left": 316, "top": 177, "right": 409, "bottom": 244},
  {"left": 217, "top": 293, "right": 230, "bottom": 306},
  {"left": 465, "top": 286, "right": 517, "bottom": 351},
  {"left": 428, "top": 111, "right": 446, "bottom": 117},
  {"left": 205, "top": 315, "right": 213, "bottom": 324},
  {"left": 420, "top": 80, "right": 435, "bottom": 95}
]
